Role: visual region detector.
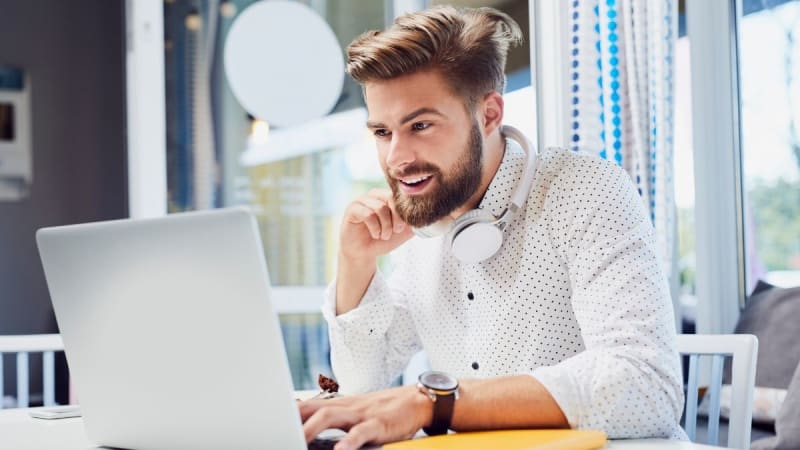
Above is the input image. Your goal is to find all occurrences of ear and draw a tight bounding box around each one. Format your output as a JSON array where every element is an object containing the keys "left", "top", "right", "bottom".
[{"left": 479, "top": 91, "right": 504, "bottom": 136}]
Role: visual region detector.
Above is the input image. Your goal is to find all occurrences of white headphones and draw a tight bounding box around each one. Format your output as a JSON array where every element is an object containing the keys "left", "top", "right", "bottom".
[{"left": 412, "top": 125, "right": 538, "bottom": 264}]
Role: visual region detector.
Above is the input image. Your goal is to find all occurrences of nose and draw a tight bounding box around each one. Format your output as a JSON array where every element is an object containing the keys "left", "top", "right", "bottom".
[{"left": 385, "top": 133, "right": 415, "bottom": 170}]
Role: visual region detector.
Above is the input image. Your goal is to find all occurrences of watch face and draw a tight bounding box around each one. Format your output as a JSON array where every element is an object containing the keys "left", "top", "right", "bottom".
[{"left": 419, "top": 371, "right": 458, "bottom": 391}]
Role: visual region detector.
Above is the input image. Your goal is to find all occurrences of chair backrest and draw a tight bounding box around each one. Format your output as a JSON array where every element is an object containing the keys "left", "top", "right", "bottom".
[
  {"left": 677, "top": 333, "right": 758, "bottom": 450},
  {"left": 0, "top": 334, "right": 64, "bottom": 408}
]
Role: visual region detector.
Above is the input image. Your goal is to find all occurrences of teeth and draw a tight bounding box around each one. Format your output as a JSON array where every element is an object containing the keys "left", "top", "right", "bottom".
[{"left": 401, "top": 175, "right": 430, "bottom": 185}]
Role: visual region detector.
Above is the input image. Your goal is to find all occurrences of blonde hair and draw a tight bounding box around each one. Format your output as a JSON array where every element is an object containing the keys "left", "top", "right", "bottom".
[{"left": 346, "top": 5, "right": 523, "bottom": 110}]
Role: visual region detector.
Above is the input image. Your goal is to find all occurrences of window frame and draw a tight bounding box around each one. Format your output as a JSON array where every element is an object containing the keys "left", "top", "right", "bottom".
[
  {"left": 686, "top": 0, "right": 747, "bottom": 333},
  {"left": 125, "top": 0, "right": 168, "bottom": 219}
]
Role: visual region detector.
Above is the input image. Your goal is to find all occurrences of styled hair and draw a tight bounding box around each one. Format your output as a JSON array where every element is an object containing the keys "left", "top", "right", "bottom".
[{"left": 346, "top": 5, "right": 523, "bottom": 110}]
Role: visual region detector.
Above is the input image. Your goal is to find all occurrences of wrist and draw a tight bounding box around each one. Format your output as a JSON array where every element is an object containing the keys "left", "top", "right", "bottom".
[
  {"left": 337, "top": 251, "right": 376, "bottom": 271},
  {"left": 337, "top": 248, "right": 377, "bottom": 281},
  {"left": 417, "top": 371, "right": 459, "bottom": 435},
  {"left": 410, "top": 385, "right": 435, "bottom": 431},
  {"left": 334, "top": 254, "right": 377, "bottom": 315}
]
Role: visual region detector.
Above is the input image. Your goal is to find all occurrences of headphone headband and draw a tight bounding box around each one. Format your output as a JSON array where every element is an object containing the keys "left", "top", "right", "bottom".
[{"left": 493, "top": 125, "right": 538, "bottom": 228}]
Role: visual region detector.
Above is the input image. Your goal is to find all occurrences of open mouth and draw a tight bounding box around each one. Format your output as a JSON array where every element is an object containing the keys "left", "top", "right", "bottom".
[{"left": 397, "top": 174, "right": 433, "bottom": 194}]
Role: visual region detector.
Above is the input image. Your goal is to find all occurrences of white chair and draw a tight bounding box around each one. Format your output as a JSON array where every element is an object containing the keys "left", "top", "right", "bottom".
[
  {"left": 677, "top": 333, "right": 758, "bottom": 450},
  {"left": 0, "top": 334, "right": 64, "bottom": 408}
]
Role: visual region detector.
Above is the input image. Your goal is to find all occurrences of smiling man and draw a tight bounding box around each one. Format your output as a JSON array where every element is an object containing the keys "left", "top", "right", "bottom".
[{"left": 299, "top": 5, "right": 687, "bottom": 450}]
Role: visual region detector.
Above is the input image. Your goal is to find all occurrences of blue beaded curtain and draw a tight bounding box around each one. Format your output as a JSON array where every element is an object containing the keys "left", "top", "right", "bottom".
[{"left": 568, "top": 0, "right": 678, "bottom": 276}]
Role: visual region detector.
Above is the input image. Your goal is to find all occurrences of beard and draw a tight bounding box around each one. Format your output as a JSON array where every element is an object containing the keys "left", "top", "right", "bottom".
[{"left": 387, "top": 121, "right": 484, "bottom": 228}]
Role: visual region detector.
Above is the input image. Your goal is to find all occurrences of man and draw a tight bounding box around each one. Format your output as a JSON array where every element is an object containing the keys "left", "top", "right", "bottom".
[{"left": 300, "top": 5, "right": 686, "bottom": 449}]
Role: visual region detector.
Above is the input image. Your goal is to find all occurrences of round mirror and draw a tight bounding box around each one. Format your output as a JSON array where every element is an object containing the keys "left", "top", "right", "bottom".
[{"left": 224, "top": 0, "right": 345, "bottom": 128}]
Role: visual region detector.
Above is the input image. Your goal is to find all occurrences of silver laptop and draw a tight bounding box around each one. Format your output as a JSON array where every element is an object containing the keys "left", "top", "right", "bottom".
[{"left": 37, "top": 207, "right": 309, "bottom": 450}]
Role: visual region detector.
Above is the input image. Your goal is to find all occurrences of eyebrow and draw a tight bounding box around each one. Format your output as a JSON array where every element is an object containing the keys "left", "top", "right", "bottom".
[{"left": 366, "top": 107, "right": 446, "bottom": 129}]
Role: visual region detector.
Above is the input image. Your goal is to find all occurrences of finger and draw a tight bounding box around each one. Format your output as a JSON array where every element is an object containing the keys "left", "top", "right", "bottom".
[
  {"left": 386, "top": 197, "right": 407, "bottom": 233},
  {"left": 359, "top": 214, "right": 382, "bottom": 241},
  {"left": 299, "top": 395, "right": 356, "bottom": 422},
  {"left": 346, "top": 203, "right": 383, "bottom": 240},
  {"left": 303, "top": 406, "right": 360, "bottom": 443},
  {"left": 335, "top": 419, "right": 384, "bottom": 450},
  {"left": 367, "top": 188, "right": 407, "bottom": 233},
  {"left": 298, "top": 399, "right": 323, "bottom": 422},
  {"left": 357, "top": 196, "right": 394, "bottom": 240},
  {"left": 390, "top": 225, "right": 414, "bottom": 244}
]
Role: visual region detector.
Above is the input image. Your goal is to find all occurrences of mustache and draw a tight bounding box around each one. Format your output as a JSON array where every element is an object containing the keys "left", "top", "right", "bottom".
[{"left": 389, "top": 162, "right": 441, "bottom": 179}]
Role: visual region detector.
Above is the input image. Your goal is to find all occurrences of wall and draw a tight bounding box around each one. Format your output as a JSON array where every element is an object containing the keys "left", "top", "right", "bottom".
[{"left": 0, "top": 0, "right": 127, "bottom": 401}]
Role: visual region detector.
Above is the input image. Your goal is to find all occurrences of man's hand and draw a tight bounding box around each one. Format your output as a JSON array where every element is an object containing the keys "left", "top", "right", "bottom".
[
  {"left": 340, "top": 188, "right": 412, "bottom": 262},
  {"left": 336, "top": 189, "right": 413, "bottom": 315},
  {"left": 299, "top": 385, "right": 432, "bottom": 450},
  {"left": 300, "top": 376, "right": 569, "bottom": 449}
]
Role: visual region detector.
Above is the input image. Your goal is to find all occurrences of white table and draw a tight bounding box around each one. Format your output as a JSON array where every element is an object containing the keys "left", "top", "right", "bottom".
[{"left": 0, "top": 407, "right": 724, "bottom": 450}]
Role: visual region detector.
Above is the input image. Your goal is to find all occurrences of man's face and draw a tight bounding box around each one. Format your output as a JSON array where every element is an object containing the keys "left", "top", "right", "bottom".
[{"left": 364, "top": 70, "right": 484, "bottom": 227}]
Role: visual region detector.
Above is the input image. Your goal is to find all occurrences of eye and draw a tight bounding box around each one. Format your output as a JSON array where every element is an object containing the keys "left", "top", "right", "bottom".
[
  {"left": 373, "top": 129, "right": 390, "bottom": 138},
  {"left": 411, "top": 122, "right": 431, "bottom": 131}
]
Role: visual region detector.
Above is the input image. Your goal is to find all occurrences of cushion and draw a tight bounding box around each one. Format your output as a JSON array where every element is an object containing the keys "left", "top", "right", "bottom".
[
  {"left": 725, "top": 281, "right": 800, "bottom": 389},
  {"left": 752, "top": 361, "right": 800, "bottom": 449},
  {"left": 703, "top": 281, "right": 800, "bottom": 430},
  {"left": 699, "top": 385, "right": 786, "bottom": 424}
]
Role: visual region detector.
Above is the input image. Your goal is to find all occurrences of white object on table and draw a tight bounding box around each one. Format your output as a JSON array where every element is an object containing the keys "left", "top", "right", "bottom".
[{"left": 28, "top": 405, "right": 81, "bottom": 420}]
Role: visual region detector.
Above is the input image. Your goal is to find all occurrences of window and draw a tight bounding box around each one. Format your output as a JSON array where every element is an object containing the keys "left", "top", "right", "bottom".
[
  {"left": 163, "top": 0, "right": 387, "bottom": 389},
  {"left": 739, "top": 0, "right": 800, "bottom": 289},
  {"left": 674, "top": 4, "right": 697, "bottom": 330},
  {"left": 676, "top": 0, "right": 800, "bottom": 335}
]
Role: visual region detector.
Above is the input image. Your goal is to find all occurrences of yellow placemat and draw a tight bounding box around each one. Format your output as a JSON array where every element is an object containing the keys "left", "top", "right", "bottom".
[{"left": 383, "top": 429, "right": 607, "bottom": 450}]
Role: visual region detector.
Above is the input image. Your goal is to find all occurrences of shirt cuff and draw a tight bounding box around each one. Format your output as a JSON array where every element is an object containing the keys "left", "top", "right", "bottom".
[
  {"left": 530, "top": 363, "right": 585, "bottom": 429},
  {"left": 322, "top": 270, "right": 395, "bottom": 343}
]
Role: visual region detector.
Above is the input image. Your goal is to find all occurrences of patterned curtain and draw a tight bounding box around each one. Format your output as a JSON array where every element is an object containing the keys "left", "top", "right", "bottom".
[{"left": 568, "top": 0, "right": 678, "bottom": 276}]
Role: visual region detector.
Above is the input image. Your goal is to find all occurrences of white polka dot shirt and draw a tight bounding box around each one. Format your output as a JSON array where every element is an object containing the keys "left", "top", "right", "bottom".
[{"left": 322, "top": 140, "right": 688, "bottom": 440}]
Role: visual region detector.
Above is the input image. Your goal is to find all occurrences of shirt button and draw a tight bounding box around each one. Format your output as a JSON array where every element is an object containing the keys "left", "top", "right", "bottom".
[
  {"left": 471, "top": 361, "right": 479, "bottom": 370},
  {"left": 467, "top": 292, "right": 475, "bottom": 300}
]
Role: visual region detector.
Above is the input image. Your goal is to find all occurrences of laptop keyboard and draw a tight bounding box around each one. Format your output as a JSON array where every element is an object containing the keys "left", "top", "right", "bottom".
[{"left": 307, "top": 438, "right": 338, "bottom": 450}]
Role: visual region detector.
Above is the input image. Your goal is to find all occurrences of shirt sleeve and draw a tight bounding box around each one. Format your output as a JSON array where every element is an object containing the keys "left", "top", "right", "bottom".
[
  {"left": 322, "top": 259, "right": 422, "bottom": 394},
  {"left": 531, "top": 154, "right": 686, "bottom": 439}
]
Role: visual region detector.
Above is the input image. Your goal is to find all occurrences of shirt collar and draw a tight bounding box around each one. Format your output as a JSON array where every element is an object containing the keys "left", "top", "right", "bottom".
[{"left": 477, "top": 137, "right": 526, "bottom": 218}]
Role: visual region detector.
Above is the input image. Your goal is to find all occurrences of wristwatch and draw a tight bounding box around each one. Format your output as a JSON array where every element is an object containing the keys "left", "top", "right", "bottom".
[{"left": 417, "top": 371, "right": 459, "bottom": 436}]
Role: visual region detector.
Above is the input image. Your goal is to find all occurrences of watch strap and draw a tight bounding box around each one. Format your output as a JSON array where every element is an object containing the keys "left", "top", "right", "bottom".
[{"left": 422, "top": 391, "right": 456, "bottom": 436}]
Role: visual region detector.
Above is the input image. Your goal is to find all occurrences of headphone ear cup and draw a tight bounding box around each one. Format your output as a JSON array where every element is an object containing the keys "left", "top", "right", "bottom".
[
  {"left": 449, "top": 209, "right": 494, "bottom": 232},
  {"left": 449, "top": 209, "right": 503, "bottom": 263}
]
